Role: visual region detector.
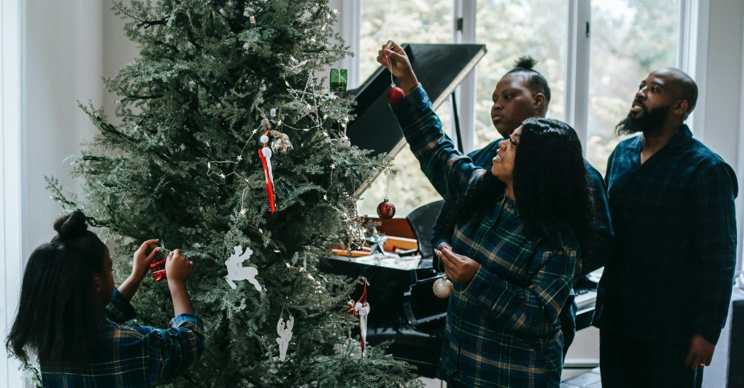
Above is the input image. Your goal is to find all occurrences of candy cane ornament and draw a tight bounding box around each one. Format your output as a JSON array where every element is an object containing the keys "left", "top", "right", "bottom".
[{"left": 258, "top": 124, "right": 276, "bottom": 213}]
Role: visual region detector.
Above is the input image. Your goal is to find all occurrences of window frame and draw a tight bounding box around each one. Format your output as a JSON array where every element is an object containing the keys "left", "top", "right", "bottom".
[{"left": 348, "top": 0, "right": 701, "bottom": 158}]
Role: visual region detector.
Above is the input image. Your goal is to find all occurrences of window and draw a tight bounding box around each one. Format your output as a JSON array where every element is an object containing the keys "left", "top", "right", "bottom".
[
  {"left": 353, "top": 0, "right": 686, "bottom": 216},
  {"left": 357, "top": 0, "right": 453, "bottom": 217},
  {"left": 586, "top": 0, "right": 680, "bottom": 173},
  {"left": 473, "top": 0, "right": 568, "bottom": 149}
]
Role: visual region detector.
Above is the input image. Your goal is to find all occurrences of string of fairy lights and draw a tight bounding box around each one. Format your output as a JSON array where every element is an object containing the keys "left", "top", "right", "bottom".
[{"left": 205, "top": 69, "right": 349, "bottom": 216}]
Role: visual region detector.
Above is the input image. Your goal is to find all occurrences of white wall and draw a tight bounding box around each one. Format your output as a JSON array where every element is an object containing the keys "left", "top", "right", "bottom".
[
  {"left": 22, "top": 0, "right": 105, "bottom": 256},
  {"left": 699, "top": 1, "right": 744, "bottom": 276},
  {"left": 1, "top": 0, "right": 25, "bottom": 385},
  {"left": 102, "top": 1, "right": 139, "bottom": 120}
]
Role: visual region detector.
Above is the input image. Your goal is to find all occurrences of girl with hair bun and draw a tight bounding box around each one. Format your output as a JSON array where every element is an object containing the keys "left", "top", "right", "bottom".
[{"left": 5, "top": 210, "right": 204, "bottom": 387}]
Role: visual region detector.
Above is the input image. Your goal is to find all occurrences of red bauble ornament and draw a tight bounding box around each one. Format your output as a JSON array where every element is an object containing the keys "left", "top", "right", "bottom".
[
  {"left": 387, "top": 86, "right": 405, "bottom": 104},
  {"left": 376, "top": 197, "right": 396, "bottom": 219}
]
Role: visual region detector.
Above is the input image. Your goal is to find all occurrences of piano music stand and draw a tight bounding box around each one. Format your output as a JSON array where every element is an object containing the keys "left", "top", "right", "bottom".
[{"left": 344, "top": 43, "right": 487, "bottom": 196}]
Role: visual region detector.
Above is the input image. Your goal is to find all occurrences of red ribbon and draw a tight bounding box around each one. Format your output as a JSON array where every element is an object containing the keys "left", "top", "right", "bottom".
[
  {"left": 359, "top": 279, "right": 368, "bottom": 358},
  {"left": 259, "top": 125, "right": 276, "bottom": 213}
]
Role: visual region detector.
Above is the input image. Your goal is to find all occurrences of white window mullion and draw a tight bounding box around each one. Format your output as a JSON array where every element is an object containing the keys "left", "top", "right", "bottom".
[
  {"left": 565, "top": 0, "right": 591, "bottom": 152},
  {"left": 452, "top": 0, "right": 476, "bottom": 154},
  {"left": 339, "top": 0, "right": 361, "bottom": 89},
  {"left": 1, "top": 0, "right": 26, "bottom": 386},
  {"left": 677, "top": 0, "right": 709, "bottom": 140}
]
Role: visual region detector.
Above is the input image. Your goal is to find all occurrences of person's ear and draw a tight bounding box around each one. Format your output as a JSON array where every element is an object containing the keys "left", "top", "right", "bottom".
[
  {"left": 534, "top": 93, "right": 546, "bottom": 111},
  {"left": 93, "top": 275, "right": 101, "bottom": 293},
  {"left": 673, "top": 100, "right": 689, "bottom": 116}
]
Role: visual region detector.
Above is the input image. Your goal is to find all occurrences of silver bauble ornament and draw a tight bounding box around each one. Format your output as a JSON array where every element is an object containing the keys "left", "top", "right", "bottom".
[{"left": 433, "top": 276, "right": 453, "bottom": 298}]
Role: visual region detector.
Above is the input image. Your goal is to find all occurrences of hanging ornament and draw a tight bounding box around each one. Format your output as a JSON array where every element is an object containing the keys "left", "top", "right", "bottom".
[
  {"left": 149, "top": 242, "right": 171, "bottom": 281},
  {"left": 433, "top": 247, "right": 453, "bottom": 297},
  {"left": 224, "top": 245, "right": 262, "bottom": 291},
  {"left": 376, "top": 198, "right": 396, "bottom": 219},
  {"left": 276, "top": 309, "right": 294, "bottom": 362},
  {"left": 330, "top": 68, "right": 348, "bottom": 93},
  {"left": 270, "top": 130, "right": 293, "bottom": 153},
  {"left": 433, "top": 276, "right": 453, "bottom": 298},
  {"left": 258, "top": 123, "right": 277, "bottom": 213},
  {"left": 376, "top": 172, "right": 396, "bottom": 219},
  {"left": 354, "top": 278, "right": 371, "bottom": 359},
  {"left": 337, "top": 136, "right": 351, "bottom": 147},
  {"left": 149, "top": 258, "right": 167, "bottom": 281},
  {"left": 384, "top": 49, "right": 405, "bottom": 105}
]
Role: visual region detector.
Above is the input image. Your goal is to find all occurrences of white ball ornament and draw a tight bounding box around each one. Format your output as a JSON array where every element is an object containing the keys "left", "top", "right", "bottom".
[
  {"left": 262, "top": 147, "right": 272, "bottom": 158},
  {"left": 260, "top": 135, "right": 269, "bottom": 144},
  {"left": 433, "top": 276, "right": 453, "bottom": 298}
]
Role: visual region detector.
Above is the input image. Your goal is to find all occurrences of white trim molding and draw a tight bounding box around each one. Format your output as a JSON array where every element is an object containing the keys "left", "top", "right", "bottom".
[
  {"left": 565, "top": 0, "right": 591, "bottom": 150},
  {"left": 453, "top": 0, "right": 477, "bottom": 154},
  {"left": 333, "top": 0, "right": 361, "bottom": 89},
  {"left": 1, "top": 0, "right": 25, "bottom": 385},
  {"left": 677, "top": 0, "right": 709, "bottom": 137}
]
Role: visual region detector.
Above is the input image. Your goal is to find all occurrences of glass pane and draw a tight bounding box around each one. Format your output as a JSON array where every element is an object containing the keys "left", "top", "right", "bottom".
[
  {"left": 587, "top": 0, "right": 680, "bottom": 174},
  {"left": 357, "top": 0, "right": 453, "bottom": 217},
  {"left": 474, "top": 0, "right": 569, "bottom": 149}
]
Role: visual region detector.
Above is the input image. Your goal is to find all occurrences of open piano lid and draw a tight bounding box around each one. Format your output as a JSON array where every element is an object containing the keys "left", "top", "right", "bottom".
[{"left": 345, "top": 43, "right": 487, "bottom": 196}]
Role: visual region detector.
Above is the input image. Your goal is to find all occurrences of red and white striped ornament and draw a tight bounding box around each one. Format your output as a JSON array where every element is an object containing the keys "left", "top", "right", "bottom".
[{"left": 258, "top": 123, "right": 276, "bottom": 213}]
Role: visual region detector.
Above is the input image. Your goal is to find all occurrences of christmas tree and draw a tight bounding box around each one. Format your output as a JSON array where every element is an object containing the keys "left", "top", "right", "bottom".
[{"left": 47, "top": 0, "right": 421, "bottom": 386}]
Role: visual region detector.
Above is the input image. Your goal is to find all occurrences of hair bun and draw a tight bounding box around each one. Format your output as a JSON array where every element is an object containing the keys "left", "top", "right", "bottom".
[
  {"left": 514, "top": 56, "right": 538, "bottom": 70},
  {"left": 53, "top": 210, "right": 88, "bottom": 239}
]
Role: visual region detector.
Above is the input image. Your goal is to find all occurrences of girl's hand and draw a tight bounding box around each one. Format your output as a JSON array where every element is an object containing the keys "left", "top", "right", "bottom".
[
  {"left": 166, "top": 249, "right": 194, "bottom": 284},
  {"left": 132, "top": 239, "right": 160, "bottom": 280},
  {"left": 435, "top": 247, "right": 481, "bottom": 284},
  {"left": 376, "top": 40, "right": 419, "bottom": 93}
]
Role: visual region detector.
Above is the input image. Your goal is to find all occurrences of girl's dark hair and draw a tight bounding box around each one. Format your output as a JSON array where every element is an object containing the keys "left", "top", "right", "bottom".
[
  {"left": 513, "top": 118, "right": 593, "bottom": 254},
  {"left": 6, "top": 210, "right": 109, "bottom": 366},
  {"left": 452, "top": 118, "right": 594, "bottom": 255}
]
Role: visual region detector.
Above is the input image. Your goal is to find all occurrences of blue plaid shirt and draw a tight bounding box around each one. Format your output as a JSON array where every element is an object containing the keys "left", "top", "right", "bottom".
[
  {"left": 392, "top": 85, "right": 580, "bottom": 387},
  {"left": 40, "top": 288, "right": 205, "bottom": 387},
  {"left": 593, "top": 126, "right": 738, "bottom": 345}
]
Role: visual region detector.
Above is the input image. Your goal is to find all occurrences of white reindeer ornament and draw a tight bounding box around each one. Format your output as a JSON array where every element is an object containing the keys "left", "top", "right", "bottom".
[
  {"left": 224, "top": 245, "right": 262, "bottom": 291},
  {"left": 276, "top": 314, "right": 294, "bottom": 362}
]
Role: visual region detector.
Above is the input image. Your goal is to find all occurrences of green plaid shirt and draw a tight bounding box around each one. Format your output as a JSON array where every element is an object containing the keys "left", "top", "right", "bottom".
[
  {"left": 40, "top": 288, "right": 204, "bottom": 387},
  {"left": 594, "top": 126, "right": 738, "bottom": 345},
  {"left": 392, "top": 86, "right": 580, "bottom": 387}
]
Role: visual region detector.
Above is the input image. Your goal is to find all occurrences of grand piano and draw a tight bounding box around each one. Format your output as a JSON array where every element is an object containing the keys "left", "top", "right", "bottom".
[{"left": 321, "top": 44, "right": 599, "bottom": 377}]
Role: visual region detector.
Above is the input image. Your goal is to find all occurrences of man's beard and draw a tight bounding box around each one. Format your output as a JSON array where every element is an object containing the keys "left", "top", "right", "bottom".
[{"left": 615, "top": 104, "right": 670, "bottom": 136}]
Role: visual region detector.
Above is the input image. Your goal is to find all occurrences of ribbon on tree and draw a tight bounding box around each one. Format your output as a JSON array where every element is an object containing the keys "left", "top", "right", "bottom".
[{"left": 258, "top": 123, "right": 276, "bottom": 213}]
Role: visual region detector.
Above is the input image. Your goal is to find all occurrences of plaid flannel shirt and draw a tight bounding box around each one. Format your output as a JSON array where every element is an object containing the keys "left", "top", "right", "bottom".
[
  {"left": 432, "top": 140, "right": 614, "bottom": 277},
  {"left": 392, "top": 85, "right": 580, "bottom": 387},
  {"left": 40, "top": 288, "right": 205, "bottom": 387},
  {"left": 593, "top": 126, "right": 738, "bottom": 346}
]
